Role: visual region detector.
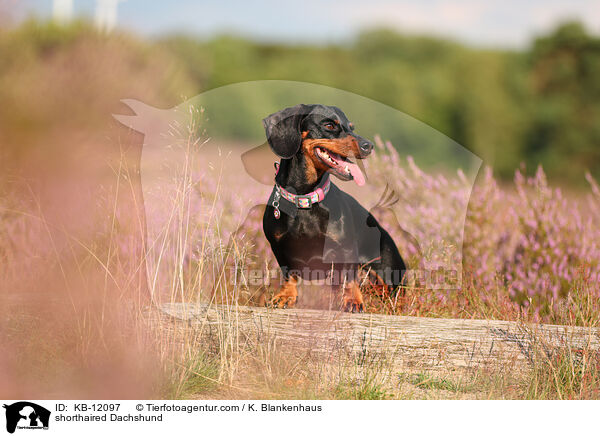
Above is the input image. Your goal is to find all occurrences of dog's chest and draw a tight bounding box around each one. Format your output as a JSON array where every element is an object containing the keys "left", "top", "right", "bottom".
[
  {"left": 276, "top": 206, "right": 347, "bottom": 249},
  {"left": 294, "top": 207, "right": 330, "bottom": 235}
]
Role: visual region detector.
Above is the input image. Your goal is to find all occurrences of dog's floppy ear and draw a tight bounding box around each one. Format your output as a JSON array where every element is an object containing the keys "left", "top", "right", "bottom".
[{"left": 262, "top": 104, "right": 310, "bottom": 158}]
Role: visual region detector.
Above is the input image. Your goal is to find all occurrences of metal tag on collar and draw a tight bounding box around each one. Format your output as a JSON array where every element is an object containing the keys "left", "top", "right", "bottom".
[{"left": 272, "top": 189, "right": 281, "bottom": 219}]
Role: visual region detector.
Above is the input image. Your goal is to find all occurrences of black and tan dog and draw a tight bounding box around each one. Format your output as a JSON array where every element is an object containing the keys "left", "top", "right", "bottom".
[{"left": 262, "top": 104, "right": 406, "bottom": 312}]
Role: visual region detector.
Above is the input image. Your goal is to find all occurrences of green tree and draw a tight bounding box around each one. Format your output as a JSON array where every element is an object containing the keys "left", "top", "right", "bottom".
[{"left": 526, "top": 21, "right": 600, "bottom": 183}]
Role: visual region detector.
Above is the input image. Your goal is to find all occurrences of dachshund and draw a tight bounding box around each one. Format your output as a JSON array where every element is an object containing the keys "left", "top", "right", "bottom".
[{"left": 262, "top": 104, "right": 406, "bottom": 312}]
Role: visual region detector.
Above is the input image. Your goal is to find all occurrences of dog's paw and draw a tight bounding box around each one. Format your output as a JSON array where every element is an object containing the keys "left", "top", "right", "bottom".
[
  {"left": 341, "top": 281, "right": 364, "bottom": 313},
  {"left": 342, "top": 298, "right": 364, "bottom": 313},
  {"left": 267, "top": 293, "right": 297, "bottom": 309}
]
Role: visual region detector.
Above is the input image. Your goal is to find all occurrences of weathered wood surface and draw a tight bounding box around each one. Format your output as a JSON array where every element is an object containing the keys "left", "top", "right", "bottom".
[{"left": 158, "top": 303, "right": 600, "bottom": 372}]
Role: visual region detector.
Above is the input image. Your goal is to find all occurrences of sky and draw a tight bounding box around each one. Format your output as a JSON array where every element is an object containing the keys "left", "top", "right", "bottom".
[{"left": 14, "top": 0, "right": 600, "bottom": 48}]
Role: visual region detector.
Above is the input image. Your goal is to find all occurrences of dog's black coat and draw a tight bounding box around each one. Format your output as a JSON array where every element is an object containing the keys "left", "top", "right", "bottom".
[{"left": 262, "top": 104, "right": 406, "bottom": 299}]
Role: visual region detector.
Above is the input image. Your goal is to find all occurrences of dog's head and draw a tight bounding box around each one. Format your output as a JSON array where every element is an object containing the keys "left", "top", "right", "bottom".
[{"left": 263, "top": 104, "right": 373, "bottom": 185}]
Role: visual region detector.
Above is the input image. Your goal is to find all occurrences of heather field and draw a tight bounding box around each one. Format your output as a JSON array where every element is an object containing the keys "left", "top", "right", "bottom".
[
  {"left": 1, "top": 20, "right": 600, "bottom": 401},
  {"left": 135, "top": 132, "right": 600, "bottom": 327}
]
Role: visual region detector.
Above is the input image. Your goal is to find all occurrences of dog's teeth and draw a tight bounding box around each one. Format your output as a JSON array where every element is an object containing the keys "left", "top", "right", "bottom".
[
  {"left": 345, "top": 165, "right": 350, "bottom": 173},
  {"left": 318, "top": 148, "right": 340, "bottom": 167}
]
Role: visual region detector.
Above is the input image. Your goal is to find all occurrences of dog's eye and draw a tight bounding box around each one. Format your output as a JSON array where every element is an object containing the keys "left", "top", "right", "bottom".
[{"left": 324, "top": 122, "right": 336, "bottom": 131}]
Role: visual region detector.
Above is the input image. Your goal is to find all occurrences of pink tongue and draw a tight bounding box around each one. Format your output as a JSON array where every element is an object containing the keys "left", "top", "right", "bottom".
[
  {"left": 330, "top": 155, "right": 365, "bottom": 186},
  {"left": 346, "top": 161, "right": 365, "bottom": 186}
]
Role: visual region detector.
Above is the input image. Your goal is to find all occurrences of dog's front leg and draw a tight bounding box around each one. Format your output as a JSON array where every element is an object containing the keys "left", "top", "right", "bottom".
[
  {"left": 268, "top": 276, "right": 299, "bottom": 309},
  {"left": 341, "top": 280, "right": 364, "bottom": 313}
]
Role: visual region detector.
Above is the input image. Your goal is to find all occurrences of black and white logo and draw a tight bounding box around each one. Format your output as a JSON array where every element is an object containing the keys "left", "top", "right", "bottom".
[{"left": 3, "top": 402, "right": 50, "bottom": 434}]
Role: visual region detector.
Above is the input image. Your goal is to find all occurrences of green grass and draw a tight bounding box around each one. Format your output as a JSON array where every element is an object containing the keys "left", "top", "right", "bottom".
[
  {"left": 162, "top": 353, "right": 220, "bottom": 399},
  {"left": 334, "top": 380, "right": 390, "bottom": 400},
  {"left": 404, "top": 372, "right": 470, "bottom": 393}
]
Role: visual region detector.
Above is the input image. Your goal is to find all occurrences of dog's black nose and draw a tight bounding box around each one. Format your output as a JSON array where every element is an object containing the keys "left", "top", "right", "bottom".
[{"left": 359, "top": 140, "right": 373, "bottom": 154}]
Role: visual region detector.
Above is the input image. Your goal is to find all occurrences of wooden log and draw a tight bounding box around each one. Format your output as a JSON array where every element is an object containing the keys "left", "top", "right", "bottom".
[{"left": 157, "top": 303, "right": 600, "bottom": 372}]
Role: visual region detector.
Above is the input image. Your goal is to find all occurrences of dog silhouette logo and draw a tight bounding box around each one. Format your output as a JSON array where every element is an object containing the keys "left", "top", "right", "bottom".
[{"left": 3, "top": 402, "right": 50, "bottom": 434}]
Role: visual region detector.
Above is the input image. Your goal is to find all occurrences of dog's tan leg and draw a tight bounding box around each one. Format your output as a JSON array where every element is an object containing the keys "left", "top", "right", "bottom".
[
  {"left": 342, "top": 280, "right": 364, "bottom": 313},
  {"left": 269, "top": 276, "right": 298, "bottom": 309}
]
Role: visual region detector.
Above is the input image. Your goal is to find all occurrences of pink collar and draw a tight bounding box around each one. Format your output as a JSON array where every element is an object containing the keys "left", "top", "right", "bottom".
[{"left": 273, "top": 162, "right": 331, "bottom": 209}]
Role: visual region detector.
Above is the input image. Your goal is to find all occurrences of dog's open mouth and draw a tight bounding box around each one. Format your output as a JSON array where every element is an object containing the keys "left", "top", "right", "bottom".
[{"left": 315, "top": 147, "right": 365, "bottom": 186}]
